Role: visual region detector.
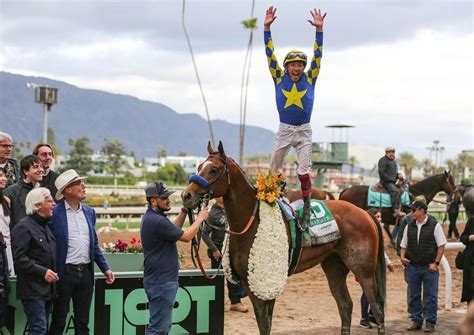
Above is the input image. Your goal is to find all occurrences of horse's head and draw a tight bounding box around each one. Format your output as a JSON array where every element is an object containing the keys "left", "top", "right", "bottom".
[
  {"left": 442, "top": 170, "right": 461, "bottom": 201},
  {"left": 182, "top": 141, "right": 230, "bottom": 209}
]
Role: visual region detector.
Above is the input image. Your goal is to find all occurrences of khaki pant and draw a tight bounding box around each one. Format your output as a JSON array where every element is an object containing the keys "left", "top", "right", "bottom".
[{"left": 270, "top": 122, "right": 312, "bottom": 175}]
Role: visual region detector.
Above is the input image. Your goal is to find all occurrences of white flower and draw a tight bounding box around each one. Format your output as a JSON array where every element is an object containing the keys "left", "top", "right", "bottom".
[
  {"left": 222, "top": 234, "right": 238, "bottom": 284},
  {"left": 223, "top": 201, "right": 289, "bottom": 300},
  {"left": 247, "top": 201, "right": 289, "bottom": 300}
]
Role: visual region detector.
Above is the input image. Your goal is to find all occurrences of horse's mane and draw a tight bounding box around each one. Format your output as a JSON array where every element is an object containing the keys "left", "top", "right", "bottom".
[
  {"left": 209, "top": 151, "right": 256, "bottom": 191},
  {"left": 410, "top": 173, "right": 444, "bottom": 195}
]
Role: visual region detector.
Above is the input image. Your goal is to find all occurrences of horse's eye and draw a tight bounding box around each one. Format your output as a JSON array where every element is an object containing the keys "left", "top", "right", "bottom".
[{"left": 210, "top": 167, "right": 218, "bottom": 175}]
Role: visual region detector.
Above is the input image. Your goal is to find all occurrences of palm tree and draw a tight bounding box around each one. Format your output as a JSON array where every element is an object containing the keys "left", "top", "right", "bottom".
[
  {"left": 445, "top": 159, "right": 459, "bottom": 180},
  {"left": 457, "top": 152, "right": 474, "bottom": 180},
  {"left": 348, "top": 156, "right": 358, "bottom": 184},
  {"left": 398, "top": 152, "right": 418, "bottom": 182},
  {"left": 421, "top": 158, "right": 435, "bottom": 177}
]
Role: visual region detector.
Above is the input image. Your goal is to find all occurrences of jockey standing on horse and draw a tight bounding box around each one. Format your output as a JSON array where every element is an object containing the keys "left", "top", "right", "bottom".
[
  {"left": 378, "top": 147, "right": 405, "bottom": 218},
  {"left": 264, "top": 6, "right": 327, "bottom": 229}
]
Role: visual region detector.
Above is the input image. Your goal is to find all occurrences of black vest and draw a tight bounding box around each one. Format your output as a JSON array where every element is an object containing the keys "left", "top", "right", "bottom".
[{"left": 405, "top": 217, "right": 438, "bottom": 266}]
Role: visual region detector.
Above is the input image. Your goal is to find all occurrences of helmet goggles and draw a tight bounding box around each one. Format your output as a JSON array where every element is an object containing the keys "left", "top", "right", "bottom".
[{"left": 284, "top": 51, "right": 307, "bottom": 67}]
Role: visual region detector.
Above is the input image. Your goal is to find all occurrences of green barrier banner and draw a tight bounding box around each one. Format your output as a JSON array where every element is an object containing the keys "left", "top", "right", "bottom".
[{"left": 2, "top": 271, "right": 224, "bottom": 335}]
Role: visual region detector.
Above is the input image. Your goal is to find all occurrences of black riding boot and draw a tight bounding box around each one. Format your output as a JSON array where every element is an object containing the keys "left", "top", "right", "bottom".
[{"left": 300, "top": 196, "right": 311, "bottom": 230}]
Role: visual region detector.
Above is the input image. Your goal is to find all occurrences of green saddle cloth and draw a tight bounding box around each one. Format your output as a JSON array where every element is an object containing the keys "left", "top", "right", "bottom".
[{"left": 290, "top": 199, "right": 341, "bottom": 247}]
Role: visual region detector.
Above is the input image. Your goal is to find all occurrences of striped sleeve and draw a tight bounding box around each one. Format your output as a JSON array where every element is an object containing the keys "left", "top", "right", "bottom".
[
  {"left": 264, "top": 31, "right": 283, "bottom": 85},
  {"left": 306, "top": 31, "right": 323, "bottom": 86}
]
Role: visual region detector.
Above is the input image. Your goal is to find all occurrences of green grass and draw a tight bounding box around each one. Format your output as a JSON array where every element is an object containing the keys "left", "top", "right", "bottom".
[{"left": 96, "top": 221, "right": 191, "bottom": 230}]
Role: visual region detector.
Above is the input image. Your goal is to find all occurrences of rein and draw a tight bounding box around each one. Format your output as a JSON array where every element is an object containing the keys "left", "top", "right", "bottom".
[
  {"left": 189, "top": 197, "right": 223, "bottom": 280},
  {"left": 187, "top": 153, "right": 260, "bottom": 279}
]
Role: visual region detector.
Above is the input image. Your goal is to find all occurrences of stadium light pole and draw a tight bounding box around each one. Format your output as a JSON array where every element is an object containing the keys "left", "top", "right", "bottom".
[{"left": 26, "top": 83, "right": 59, "bottom": 143}]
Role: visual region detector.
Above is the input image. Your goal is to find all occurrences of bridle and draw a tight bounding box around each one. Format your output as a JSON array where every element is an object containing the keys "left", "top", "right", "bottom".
[
  {"left": 444, "top": 174, "right": 459, "bottom": 197},
  {"left": 186, "top": 154, "right": 259, "bottom": 279}
]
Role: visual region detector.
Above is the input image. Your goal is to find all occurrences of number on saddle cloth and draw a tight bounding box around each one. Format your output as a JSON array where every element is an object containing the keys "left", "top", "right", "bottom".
[{"left": 294, "top": 199, "right": 341, "bottom": 246}]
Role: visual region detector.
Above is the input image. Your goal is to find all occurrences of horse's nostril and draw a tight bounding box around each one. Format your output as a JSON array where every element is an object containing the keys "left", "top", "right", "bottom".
[{"left": 182, "top": 192, "right": 191, "bottom": 200}]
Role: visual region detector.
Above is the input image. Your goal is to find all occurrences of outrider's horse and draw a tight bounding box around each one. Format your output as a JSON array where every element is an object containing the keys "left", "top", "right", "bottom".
[
  {"left": 182, "top": 142, "right": 387, "bottom": 335},
  {"left": 285, "top": 187, "right": 335, "bottom": 202},
  {"left": 339, "top": 171, "right": 459, "bottom": 241}
]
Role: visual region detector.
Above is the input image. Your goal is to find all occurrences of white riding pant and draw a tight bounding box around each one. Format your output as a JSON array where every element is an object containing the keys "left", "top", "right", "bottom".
[{"left": 270, "top": 122, "right": 312, "bottom": 175}]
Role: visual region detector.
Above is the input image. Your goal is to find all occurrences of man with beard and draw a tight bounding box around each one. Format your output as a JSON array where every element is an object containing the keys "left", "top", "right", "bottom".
[{"left": 33, "top": 143, "right": 59, "bottom": 199}]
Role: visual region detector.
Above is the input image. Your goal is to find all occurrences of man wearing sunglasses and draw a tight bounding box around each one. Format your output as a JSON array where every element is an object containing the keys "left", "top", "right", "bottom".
[
  {"left": 0, "top": 132, "right": 20, "bottom": 188},
  {"left": 263, "top": 6, "right": 327, "bottom": 229},
  {"left": 400, "top": 200, "right": 447, "bottom": 332}
]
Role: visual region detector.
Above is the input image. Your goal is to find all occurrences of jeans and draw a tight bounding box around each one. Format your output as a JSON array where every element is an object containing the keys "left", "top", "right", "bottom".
[
  {"left": 144, "top": 277, "right": 179, "bottom": 335},
  {"left": 49, "top": 267, "right": 94, "bottom": 335},
  {"left": 22, "top": 299, "right": 52, "bottom": 335},
  {"left": 407, "top": 264, "right": 439, "bottom": 326},
  {"left": 382, "top": 182, "right": 401, "bottom": 211},
  {"left": 360, "top": 293, "right": 370, "bottom": 319}
]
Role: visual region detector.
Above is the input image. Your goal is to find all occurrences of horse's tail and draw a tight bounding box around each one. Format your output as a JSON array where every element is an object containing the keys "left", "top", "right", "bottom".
[
  {"left": 324, "top": 191, "right": 336, "bottom": 200},
  {"left": 369, "top": 212, "right": 387, "bottom": 311}
]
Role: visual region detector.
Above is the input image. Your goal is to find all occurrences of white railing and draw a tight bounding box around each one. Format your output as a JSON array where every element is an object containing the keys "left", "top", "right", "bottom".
[{"left": 441, "top": 242, "right": 466, "bottom": 310}]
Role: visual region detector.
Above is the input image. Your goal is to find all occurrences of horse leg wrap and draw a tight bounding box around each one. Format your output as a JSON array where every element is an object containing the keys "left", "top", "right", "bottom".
[{"left": 298, "top": 174, "right": 312, "bottom": 197}]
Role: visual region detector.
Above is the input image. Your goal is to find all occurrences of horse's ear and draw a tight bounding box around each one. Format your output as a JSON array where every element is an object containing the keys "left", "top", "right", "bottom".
[
  {"left": 444, "top": 170, "right": 449, "bottom": 177},
  {"left": 218, "top": 141, "right": 226, "bottom": 156},
  {"left": 207, "top": 141, "right": 215, "bottom": 154}
]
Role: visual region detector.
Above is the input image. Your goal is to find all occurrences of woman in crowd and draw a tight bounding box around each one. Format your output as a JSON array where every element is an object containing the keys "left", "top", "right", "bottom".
[{"left": 0, "top": 167, "right": 12, "bottom": 328}]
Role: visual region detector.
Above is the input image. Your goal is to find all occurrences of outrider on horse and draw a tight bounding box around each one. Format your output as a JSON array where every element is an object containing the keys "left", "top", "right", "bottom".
[
  {"left": 339, "top": 171, "right": 460, "bottom": 243},
  {"left": 182, "top": 142, "right": 387, "bottom": 335}
]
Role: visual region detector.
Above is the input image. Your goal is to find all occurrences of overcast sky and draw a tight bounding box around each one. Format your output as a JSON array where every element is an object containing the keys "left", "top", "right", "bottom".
[{"left": 1, "top": 0, "right": 472, "bottom": 163}]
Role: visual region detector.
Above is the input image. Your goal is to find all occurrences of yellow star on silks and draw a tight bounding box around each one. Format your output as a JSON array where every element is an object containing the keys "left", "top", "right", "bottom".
[{"left": 282, "top": 83, "right": 307, "bottom": 109}]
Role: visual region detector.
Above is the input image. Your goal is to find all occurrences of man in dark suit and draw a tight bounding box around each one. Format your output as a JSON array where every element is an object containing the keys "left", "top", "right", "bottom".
[
  {"left": 11, "top": 187, "right": 58, "bottom": 334},
  {"left": 49, "top": 169, "right": 114, "bottom": 335}
]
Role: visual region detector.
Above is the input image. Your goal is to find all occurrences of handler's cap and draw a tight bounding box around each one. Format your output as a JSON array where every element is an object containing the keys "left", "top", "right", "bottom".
[
  {"left": 414, "top": 195, "right": 427, "bottom": 203},
  {"left": 410, "top": 200, "right": 428, "bottom": 211},
  {"left": 144, "top": 181, "right": 175, "bottom": 198},
  {"left": 385, "top": 146, "right": 395, "bottom": 152}
]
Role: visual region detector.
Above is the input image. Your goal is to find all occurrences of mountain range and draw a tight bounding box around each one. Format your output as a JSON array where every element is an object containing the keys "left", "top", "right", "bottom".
[{"left": 0, "top": 71, "right": 276, "bottom": 159}]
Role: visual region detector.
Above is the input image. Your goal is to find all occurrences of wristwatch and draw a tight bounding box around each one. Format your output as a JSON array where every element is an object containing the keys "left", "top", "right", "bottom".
[{"left": 435, "top": 261, "right": 440, "bottom": 265}]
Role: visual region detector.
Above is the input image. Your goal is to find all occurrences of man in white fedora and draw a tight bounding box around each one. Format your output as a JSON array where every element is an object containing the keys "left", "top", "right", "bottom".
[{"left": 49, "top": 169, "right": 115, "bottom": 335}]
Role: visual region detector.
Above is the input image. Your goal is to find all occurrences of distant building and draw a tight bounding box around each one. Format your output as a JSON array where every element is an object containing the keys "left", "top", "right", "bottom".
[{"left": 144, "top": 156, "right": 207, "bottom": 175}]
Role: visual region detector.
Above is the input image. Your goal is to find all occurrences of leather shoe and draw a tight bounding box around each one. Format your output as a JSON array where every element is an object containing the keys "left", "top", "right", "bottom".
[
  {"left": 230, "top": 302, "right": 248, "bottom": 313},
  {"left": 406, "top": 323, "right": 422, "bottom": 331},
  {"left": 424, "top": 324, "right": 435, "bottom": 332}
]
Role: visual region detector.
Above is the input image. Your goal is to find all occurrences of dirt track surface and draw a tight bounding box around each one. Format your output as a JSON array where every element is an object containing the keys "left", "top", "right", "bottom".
[{"left": 98, "top": 225, "right": 470, "bottom": 334}]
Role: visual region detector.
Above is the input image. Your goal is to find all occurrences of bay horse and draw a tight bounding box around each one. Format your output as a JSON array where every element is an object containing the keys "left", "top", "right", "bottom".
[
  {"left": 339, "top": 171, "right": 460, "bottom": 242},
  {"left": 182, "top": 142, "right": 387, "bottom": 335},
  {"left": 285, "top": 187, "right": 335, "bottom": 202}
]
